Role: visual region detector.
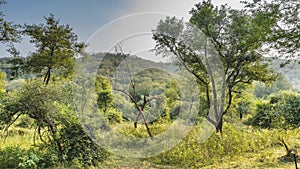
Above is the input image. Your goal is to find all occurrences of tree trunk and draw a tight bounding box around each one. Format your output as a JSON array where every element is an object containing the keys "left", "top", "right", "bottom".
[
  {"left": 216, "top": 116, "right": 223, "bottom": 134},
  {"left": 279, "top": 137, "right": 292, "bottom": 156},
  {"left": 44, "top": 66, "right": 51, "bottom": 85}
]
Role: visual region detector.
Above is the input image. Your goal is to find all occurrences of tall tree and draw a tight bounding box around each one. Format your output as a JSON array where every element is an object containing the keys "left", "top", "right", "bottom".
[
  {"left": 24, "top": 14, "right": 84, "bottom": 85},
  {"left": 153, "top": 0, "right": 277, "bottom": 133}
]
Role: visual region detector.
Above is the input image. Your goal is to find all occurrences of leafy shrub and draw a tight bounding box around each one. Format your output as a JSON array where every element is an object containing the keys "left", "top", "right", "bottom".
[
  {"left": 246, "top": 101, "right": 284, "bottom": 128},
  {"left": 104, "top": 108, "right": 123, "bottom": 124},
  {"left": 248, "top": 91, "right": 300, "bottom": 129},
  {"left": 57, "top": 123, "right": 110, "bottom": 167},
  {"left": 1, "top": 80, "right": 110, "bottom": 168},
  {"left": 0, "top": 147, "right": 40, "bottom": 169}
]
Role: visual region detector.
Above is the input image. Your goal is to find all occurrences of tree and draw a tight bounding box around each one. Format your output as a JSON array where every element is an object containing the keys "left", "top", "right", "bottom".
[
  {"left": 7, "top": 47, "right": 25, "bottom": 79},
  {"left": 95, "top": 75, "right": 113, "bottom": 115},
  {"left": 0, "top": 80, "right": 108, "bottom": 165},
  {"left": 115, "top": 81, "right": 157, "bottom": 138},
  {"left": 244, "top": 0, "right": 299, "bottom": 67},
  {"left": 0, "top": 0, "right": 19, "bottom": 46},
  {"left": 153, "top": 0, "right": 277, "bottom": 133},
  {"left": 24, "top": 14, "right": 85, "bottom": 85}
]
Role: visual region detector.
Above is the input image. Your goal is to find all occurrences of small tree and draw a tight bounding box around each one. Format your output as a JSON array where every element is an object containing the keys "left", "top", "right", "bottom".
[
  {"left": 95, "top": 75, "right": 113, "bottom": 115},
  {"left": 24, "top": 14, "right": 84, "bottom": 85}
]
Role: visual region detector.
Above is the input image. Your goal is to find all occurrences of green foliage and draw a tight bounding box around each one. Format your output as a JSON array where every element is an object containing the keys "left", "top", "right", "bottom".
[
  {"left": 0, "top": 71, "right": 6, "bottom": 95},
  {"left": 0, "top": 1, "right": 20, "bottom": 45},
  {"left": 228, "top": 84, "right": 256, "bottom": 119},
  {"left": 0, "top": 147, "right": 41, "bottom": 169},
  {"left": 95, "top": 75, "right": 113, "bottom": 114},
  {"left": 23, "top": 14, "right": 84, "bottom": 84},
  {"left": 153, "top": 0, "right": 278, "bottom": 132},
  {"left": 0, "top": 80, "right": 63, "bottom": 126},
  {"left": 0, "top": 80, "right": 109, "bottom": 167},
  {"left": 247, "top": 100, "right": 283, "bottom": 128},
  {"left": 164, "top": 79, "right": 180, "bottom": 108},
  {"left": 93, "top": 53, "right": 180, "bottom": 124},
  {"left": 57, "top": 123, "right": 110, "bottom": 166},
  {"left": 6, "top": 47, "right": 25, "bottom": 80},
  {"left": 249, "top": 91, "right": 300, "bottom": 129},
  {"left": 1, "top": 0, "right": 300, "bottom": 168},
  {"left": 245, "top": 0, "right": 299, "bottom": 60},
  {"left": 103, "top": 108, "right": 123, "bottom": 124}
]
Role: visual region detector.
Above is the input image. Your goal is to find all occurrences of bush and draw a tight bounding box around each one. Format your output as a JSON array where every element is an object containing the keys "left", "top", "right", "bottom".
[
  {"left": 0, "top": 147, "right": 40, "bottom": 169},
  {"left": 248, "top": 91, "right": 300, "bottom": 129},
  {"left": 104, "top": 108, "right": 123, "bottom": 124},
  {"left": 246, "top": 101, "right": 284, "bottom": 128},
  {"left": 57, "top": 123, "right": 110, "bottom": 167}
]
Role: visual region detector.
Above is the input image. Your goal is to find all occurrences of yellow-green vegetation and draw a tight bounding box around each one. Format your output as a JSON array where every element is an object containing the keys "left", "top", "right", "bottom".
[
  {"left": 1, "top": 0, "right": 299, "bottom": 168},
  {"left": 1, "top": 120, "right": 299, "bottom": 169}
]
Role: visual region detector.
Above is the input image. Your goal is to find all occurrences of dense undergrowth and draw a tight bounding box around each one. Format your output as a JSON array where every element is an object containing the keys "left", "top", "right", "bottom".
[{"left": 1, "top": 121, "right": 299, "bottom": 169}]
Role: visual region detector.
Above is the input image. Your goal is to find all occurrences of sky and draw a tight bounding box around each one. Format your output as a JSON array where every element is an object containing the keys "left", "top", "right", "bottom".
[{"left": 0, "top": 0, "right": 243, "bottom": 61}]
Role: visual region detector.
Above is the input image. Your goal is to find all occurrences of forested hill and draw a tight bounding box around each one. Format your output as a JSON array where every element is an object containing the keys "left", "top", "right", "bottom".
[
  {"left": 1, "top": 54, "right": 300, "bottom": 90},
  {"left": 0, "top": 52, "right": 177, "bottom": 81},
  {"left": 269, "top": 58, "right": 300, "bottom": 90}
]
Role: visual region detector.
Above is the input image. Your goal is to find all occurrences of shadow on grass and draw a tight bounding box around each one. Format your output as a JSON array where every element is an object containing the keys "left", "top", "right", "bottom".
[{"left": 278, "top": 153, "right": 299, "bottom": 169}]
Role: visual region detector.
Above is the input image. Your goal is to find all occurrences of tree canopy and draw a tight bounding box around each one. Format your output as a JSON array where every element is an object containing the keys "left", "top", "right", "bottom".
[
  {"left": 24, "top": 14, "right": 85, "bottom": 85},
  {"left": 244, "top": 0, "right": 299, "bottom": 63},
  {"left": 153, "top": 0, "right": 277, "bottom": 132}
]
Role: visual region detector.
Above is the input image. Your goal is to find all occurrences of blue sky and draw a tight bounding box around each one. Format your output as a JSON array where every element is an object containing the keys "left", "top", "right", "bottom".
[
  {"left": 0, "top": 0, "right": 242, "bottom": 59},
  {"left": 2, "top": 0, "right": 129, "bottom": 41}
]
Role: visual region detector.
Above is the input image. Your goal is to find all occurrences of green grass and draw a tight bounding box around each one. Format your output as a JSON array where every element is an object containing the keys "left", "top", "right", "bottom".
[
  {"left": 1, "top": 122, "right": 299, "bottom": 169},
  {"left": 0, "top": 127, "right": 36, "bottom": 150}
]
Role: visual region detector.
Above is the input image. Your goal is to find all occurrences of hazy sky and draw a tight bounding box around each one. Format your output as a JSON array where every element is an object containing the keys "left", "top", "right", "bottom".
[{"left": 0, "top": 0, "right": 243, "bottom": 59}]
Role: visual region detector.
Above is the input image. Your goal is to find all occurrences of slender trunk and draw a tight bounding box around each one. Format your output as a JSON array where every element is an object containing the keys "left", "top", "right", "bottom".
[
  {"left": 46, "top": 68, "right": 51, "bottom": 85},
  {"left": 134, "top": 113, "right": 142, "bottom": 128},
  {"left": 293, "top": 153, "right": 298, "bottom": 169},
  {"left": 293, "top": 154, "right": 298, "bottom": 169},
  {"left": 204, "top": 37, "right": 224, "bottom": 133},
  {"left": 104, "top": 101, "right": 107, "bottom": 116},
  {"left": 216, "top": 116, "right": 223, "bottom": 134},
  {"left": 44, "top": 66, "right": 51, "bottom": 85},
  {"left": 205, "top": 83, "right": 210, "bottom": 115},
  {"left": 279, "top": 137, "right": 292, "bottom": 155},
  {"left": 139, "top": 111, "right": 153, "bottom": 138},
  {"left": 223, "top": 88, "right": 233, "bottom": 116},
  {"left": 44, "top": 47, "right": 54, "bottom": 85}
]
